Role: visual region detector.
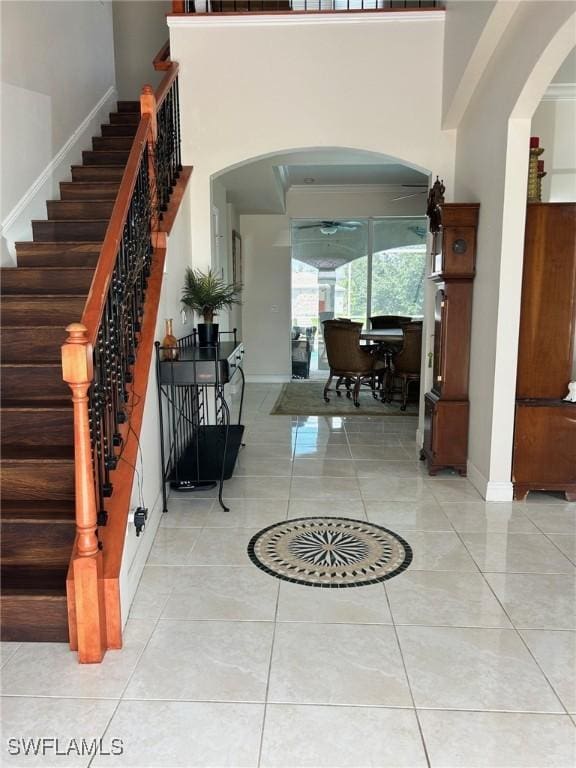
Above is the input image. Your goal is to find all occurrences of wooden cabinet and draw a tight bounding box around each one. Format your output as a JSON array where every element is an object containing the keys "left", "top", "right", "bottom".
[
  {"left": 421, "top": 204, "right": 480, "bottom": 475},
  {"left": 513, "top": 203, "right": 576, "bottom": 501}
]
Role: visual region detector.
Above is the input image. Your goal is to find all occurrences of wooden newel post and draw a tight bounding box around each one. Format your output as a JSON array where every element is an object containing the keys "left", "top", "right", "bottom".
[{"left": 62, "top": 323, "right": 106, "bottom": 663}]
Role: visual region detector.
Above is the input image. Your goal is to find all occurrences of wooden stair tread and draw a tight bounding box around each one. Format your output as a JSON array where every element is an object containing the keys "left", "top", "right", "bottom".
[
  {"left": 1, "top": 445, "right": 74, "bottom": 461},
  {"left": 1, "top": 566, "right": 68, "bottom": 596},
  {"left": 1, "top": 500, "right": 75, "bottom": 523},
  {"left": 15, "top": 241, "right": 103, "bottom": 251},
  {"left": 1, "top": 400, "right": 72, "bottom": 412}
]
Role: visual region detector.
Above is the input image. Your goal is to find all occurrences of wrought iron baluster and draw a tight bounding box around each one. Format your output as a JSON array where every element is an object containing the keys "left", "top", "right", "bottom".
[{"left": 87, "top": 143, "right": 154, "bottom": 526}]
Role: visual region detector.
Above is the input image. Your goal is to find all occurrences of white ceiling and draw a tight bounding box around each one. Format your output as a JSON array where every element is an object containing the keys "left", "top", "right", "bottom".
[
  {"left": 214, "top": 148, "right": 429, "bottom": 215},
  {"left": 285, "top": 163, "right": 428, "bottom": 187}
]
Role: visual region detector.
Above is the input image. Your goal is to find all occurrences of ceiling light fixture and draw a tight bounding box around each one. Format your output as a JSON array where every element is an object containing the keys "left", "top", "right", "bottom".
[{"left": 304, "top": 177, "right": 315, "bottom": 184}]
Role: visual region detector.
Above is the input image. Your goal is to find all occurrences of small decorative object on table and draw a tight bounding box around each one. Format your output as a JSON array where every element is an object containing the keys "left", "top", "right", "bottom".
[
  {"left": 527, "top": 137, "right": 546, "bottom": 202},
  {"left": 161, "top": 318, "right": 179, "bottom": 361},
  {"left": 182, "top": 267, "right": 242, "bottom": 346}
]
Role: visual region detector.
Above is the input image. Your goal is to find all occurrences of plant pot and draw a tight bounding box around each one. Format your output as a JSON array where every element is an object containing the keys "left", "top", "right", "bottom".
[{"left": 197, "top": 322, "right": 219, "bottom": 346}]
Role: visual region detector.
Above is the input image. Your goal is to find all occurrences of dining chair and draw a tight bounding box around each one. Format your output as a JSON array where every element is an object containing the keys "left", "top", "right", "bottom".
[
  {"left": 386, "top": 321, "right": 423, "bottom": 410},
  {"left": 322, "top": 320, "right": 384, "bottom": 407}
]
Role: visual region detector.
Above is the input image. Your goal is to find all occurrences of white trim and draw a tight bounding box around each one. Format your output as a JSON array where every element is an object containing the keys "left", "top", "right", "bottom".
[
  {"left": 467, "top": 460, "right": 514, "bottom": 502},
  {"left": 120, "top": 489, "right": 164, "bottom": 630},
  {"left": 245, "top": 374, "right": 291, "bottom": 383},
  {"left": 542, "top": 83, "right": 576, "bottom": 101},
  {"left": 289, "top": 183, "right": 424, "bottom": 194},
  {"left": 168, "top": 10, "right": 444, "bottom": 29},
  {"left": 1, "top": 86, "right": 117, "bottom": 235},
  {"left": 416, "top": 427, "right": 423, "bottom": 449}
]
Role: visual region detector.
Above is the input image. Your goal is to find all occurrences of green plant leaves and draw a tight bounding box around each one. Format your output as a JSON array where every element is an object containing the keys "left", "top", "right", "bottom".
[{"left": 181, "top": 267, "right": 242, "bottom": 323}]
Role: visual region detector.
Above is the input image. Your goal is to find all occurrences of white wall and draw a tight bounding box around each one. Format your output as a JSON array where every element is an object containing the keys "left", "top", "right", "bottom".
[
  {"left": 119, "top": 184, "right": 194, "bottom": 625},
  {"left": 450, "top": 2, "right": 576, "bottom": 500},
  {"left": 168, "top": 12, "right": 454, "bottom": 276},
  {"left": 240, "top": 214, "right": 292, "bottom": 381},
  {"left": 1, "top": 1, "right": 116, "bottom": 263},
  {"left": 442, "top": 0, "right": 496, "bottom": 121},
  {"left": 112, "top": 1, "right": 171, "bottom": 101},
  {"left": 531, "top": 98, "right": 576, "bottom": 202}
]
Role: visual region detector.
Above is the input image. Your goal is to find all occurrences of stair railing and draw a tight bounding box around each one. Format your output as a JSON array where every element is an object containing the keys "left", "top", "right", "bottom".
[
  {"left": 62, "top": 61, "right": 182, "bottom": 663},
  {"left": 143, "top": 62, "right": 182, "bottom": 216}
]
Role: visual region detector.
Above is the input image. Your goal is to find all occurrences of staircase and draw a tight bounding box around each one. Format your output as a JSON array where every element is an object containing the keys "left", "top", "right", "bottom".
[{"left": 0, "top": 101, "right": 140, "bottom": 642}]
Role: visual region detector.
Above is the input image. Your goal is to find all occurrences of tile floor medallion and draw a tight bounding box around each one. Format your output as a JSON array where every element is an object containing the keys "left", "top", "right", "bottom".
[{"left": 247, "top": 516, "right": 412, "bottom": 587}]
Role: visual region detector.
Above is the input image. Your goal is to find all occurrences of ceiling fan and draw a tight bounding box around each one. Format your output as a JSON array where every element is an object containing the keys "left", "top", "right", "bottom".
[
  {"left": 296, "top": 220, "right": 362, "bottom": 235},
  {"left": 390, "top": 184, "right": 428, "bottom": 203}
]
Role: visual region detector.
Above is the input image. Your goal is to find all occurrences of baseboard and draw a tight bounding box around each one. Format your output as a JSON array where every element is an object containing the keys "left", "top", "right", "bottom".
[
  {"left": 245, "top": 374, "right": 291, "bottom": 384},
  {"left": 1, "top": 85, "right": 117, "bottom": 264},
  {"left": 467, "top": 460, "right": 514, "bottom": 501}
]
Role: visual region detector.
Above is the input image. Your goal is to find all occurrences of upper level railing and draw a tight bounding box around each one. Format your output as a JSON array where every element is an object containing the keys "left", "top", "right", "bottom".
[
  {"left": 62, "top": 62, "right": 181, "bottom": 664},
  {"left": 173, "top": 0, "right": 443, "bottom": 11}
]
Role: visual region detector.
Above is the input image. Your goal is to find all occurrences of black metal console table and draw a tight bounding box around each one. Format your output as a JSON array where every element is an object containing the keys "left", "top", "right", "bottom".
[{"left": 155, "top": 330, "right": 245, "bottom": 512}]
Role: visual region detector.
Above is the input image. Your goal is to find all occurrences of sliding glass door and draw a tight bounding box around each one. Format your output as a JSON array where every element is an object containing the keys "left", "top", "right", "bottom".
[
  {"left": 371, "top": 218, "right": 427, "bottom": 318},
  {"left": 290, "top": 217, "right": 426, "bottom": 377},
  {"left": 291, "top": 220, "right": 368, "bottom": 375}
]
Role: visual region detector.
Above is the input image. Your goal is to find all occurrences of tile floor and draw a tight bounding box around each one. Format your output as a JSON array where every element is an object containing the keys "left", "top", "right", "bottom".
[{"left": 1, "top": 384, "right": 575, "bottom": 767}]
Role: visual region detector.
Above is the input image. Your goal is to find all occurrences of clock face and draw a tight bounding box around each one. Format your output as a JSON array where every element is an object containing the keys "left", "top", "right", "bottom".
[{"left": 452, "top": 238, "right": 468, "bottom": 255}]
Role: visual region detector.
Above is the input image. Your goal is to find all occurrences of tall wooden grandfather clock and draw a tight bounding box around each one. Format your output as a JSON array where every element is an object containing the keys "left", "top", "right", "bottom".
[{"left": 420, "top": 181, "right": 480, "bottom": 475}]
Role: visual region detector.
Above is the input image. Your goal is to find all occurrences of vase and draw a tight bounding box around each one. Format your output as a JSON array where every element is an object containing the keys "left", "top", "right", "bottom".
[
  {"left": 197, "top": 323, "right": 219, "bottom": 346},
  {"left": 161, "top": 318, "right": 179, "bottom": 361}
]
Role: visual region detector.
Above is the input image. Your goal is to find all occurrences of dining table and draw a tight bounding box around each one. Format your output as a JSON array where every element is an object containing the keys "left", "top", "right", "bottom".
[{"left": 360, "top": 328, "right": 404, "bottom": 344}]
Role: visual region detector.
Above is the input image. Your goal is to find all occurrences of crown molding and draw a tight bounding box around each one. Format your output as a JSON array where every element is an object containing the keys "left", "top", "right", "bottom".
[
  {"left": 542, "top": 83, "right": 576, "bottom": 101},
  {"left": 168, "top": 10, "right": 444, "bottom": 28},
  {"left": 288, "top": 183, "right": 424, "bottom": 194}
]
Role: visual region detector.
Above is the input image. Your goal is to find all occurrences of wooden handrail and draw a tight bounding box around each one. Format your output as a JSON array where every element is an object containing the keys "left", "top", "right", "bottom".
[
  {"left": 81, "top": 116, "right": 152, "bottom": 347},
  {"left": 155, "top": 61, "right": 179, "bottom": 109},
  {"left": 153, "top": 40, "right": 171, "bottom": 71}
]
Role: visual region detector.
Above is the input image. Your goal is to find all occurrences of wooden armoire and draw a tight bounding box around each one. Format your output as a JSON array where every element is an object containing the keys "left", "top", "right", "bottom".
[
  {"left": 421, "top": 204, "right": 480, "bottom": 475},
  {"left": 513, "top": 203, "right": 576, "bottom": 501}
]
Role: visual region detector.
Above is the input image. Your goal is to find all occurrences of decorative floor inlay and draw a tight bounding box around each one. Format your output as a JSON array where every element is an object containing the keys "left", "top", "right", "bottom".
[{"left": 247, "top": 517, "right": 412, "bottom": 587}]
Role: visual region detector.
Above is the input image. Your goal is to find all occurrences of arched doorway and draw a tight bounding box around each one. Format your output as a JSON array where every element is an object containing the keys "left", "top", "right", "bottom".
[{"left": 212, "top": 147, "right": 432, "bottom": 415}]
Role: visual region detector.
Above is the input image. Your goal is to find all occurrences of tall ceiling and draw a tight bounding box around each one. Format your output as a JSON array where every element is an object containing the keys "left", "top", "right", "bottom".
[{"left": 214, "top": 148, "right": 429, "bottom": 215}]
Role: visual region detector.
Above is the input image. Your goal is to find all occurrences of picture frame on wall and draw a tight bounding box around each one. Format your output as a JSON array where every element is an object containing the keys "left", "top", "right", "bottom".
[{"left": 232, "top": 229, "right": 242, "bottom": 285}]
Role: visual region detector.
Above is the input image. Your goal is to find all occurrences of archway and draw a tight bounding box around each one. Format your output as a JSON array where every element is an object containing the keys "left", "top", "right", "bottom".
[
  {"left": 454, "top": 7, "right": 576, "bottom": 500},
  {"left": 210, "top": 146, "right": 434, "bottom": 420}
]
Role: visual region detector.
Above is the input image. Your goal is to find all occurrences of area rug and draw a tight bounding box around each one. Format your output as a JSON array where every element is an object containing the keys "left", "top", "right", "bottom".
[
  {"left": 247, "top": 517, "right": 412, "bottom": 588},
  {"left": 270, "top": 381, "right": 418, "bottom": 416}
]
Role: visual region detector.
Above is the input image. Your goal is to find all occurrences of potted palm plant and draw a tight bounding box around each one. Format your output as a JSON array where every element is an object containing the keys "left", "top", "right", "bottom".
[{"left": 182, "top": 267, "right": 242, "bottom": 346}]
